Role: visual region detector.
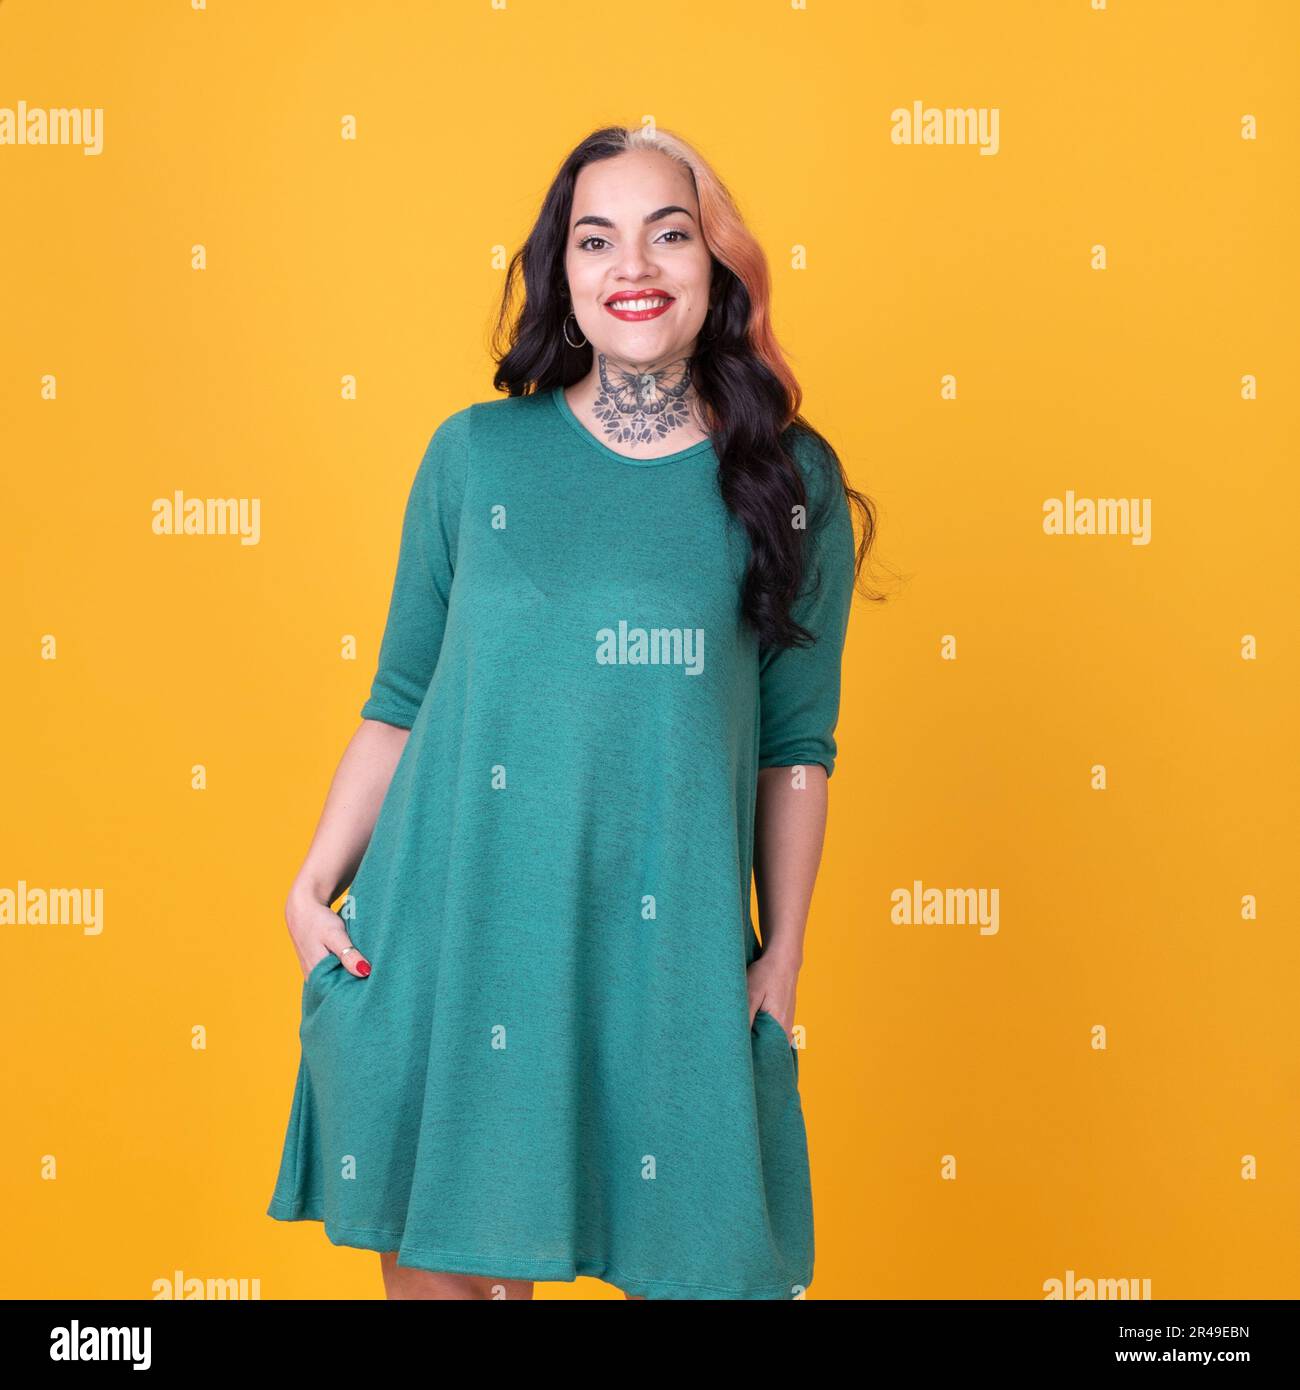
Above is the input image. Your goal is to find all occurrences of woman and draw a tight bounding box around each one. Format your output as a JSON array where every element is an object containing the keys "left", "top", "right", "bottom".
[{"left": 266, "top": 124, "right": 876, "bottom": 1300}]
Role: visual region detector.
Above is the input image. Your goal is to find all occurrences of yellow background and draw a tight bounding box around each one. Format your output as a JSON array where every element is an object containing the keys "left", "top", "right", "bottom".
[{"left": 2, "top": 0, "right": 1297, "bottom": 1300}]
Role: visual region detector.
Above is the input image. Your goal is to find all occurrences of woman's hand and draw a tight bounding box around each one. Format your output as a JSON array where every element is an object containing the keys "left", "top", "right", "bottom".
[
  {"left": 285, "top": 883, "right": 371, "bottom": 980},
  {"left": 277, "top": 719, "right": 410, "bottom": 986},
  {"left": 746, "top": 949, "right": 798, "bottom": 1045}
]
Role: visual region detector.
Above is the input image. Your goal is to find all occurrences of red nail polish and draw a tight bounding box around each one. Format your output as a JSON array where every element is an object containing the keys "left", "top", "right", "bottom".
[{"left": 356, "top": 959, "right": 371, "bottom": 977}]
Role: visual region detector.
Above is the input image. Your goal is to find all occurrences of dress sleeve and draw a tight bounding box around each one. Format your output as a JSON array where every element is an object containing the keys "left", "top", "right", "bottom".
[
  {"left": 757, "top": 430, "right": 856, "bottom": 778},
  {"left": 358, "top": 409, "right": 470, "bottom": 729}
]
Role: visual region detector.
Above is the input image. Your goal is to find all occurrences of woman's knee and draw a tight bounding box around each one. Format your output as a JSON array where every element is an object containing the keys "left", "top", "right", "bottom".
[{"left": 379, "top": 1252, "right": 533, "bottom": 1300}]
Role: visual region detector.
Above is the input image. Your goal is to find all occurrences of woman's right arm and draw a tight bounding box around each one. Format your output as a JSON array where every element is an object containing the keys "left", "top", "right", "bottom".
[
  {"left": 287, "top": 410, "right": 469, "bottom": 983},
  {"left": 283, "top": 717, "right": 411, "bottom": 981}
]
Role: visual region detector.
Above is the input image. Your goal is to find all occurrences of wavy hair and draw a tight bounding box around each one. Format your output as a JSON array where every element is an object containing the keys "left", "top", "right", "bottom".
[{"left": 491, "top": 124, "right": 881, "bottom": 650}]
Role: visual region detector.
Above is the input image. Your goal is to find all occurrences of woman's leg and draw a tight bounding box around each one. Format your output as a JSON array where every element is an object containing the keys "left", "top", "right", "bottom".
[{"left": 379, "top": 1251, "right": 534, "bottom": 1300}]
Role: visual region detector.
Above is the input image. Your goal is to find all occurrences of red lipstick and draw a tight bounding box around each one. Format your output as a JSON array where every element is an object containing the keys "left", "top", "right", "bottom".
[{"left": 603, "top": 289, "right": 675, "bottom": 322}]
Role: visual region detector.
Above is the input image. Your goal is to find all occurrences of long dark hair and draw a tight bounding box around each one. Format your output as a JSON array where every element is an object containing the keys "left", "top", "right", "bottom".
[{"left": 491, "top": 125, "right": 881, "bottom": 651}]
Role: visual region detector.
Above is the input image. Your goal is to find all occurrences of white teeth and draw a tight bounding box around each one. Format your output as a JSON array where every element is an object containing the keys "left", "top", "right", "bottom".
[{"left": 610, "top": 298, "right": 668, "bottom": 311}]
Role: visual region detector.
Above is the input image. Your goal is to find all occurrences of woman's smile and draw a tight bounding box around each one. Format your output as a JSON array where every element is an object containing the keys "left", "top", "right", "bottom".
[{"left": 603, "top": 289, "right": 675, "bottom": 321}]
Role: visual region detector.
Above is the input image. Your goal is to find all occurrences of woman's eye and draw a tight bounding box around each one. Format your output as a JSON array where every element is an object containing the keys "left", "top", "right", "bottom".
[{"left": 576, "top": 229, "right": 690, "bottom": 252}]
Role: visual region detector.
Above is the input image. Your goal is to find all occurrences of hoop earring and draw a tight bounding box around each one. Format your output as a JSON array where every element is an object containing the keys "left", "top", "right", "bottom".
[
  {"left": 563, "top": 311, "right": 588, "bottom": 349},
  {"left": 701, "top": 313, "right": 717, "bottom": 342}
]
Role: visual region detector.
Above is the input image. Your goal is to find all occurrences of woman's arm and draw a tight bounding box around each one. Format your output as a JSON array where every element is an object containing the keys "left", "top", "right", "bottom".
[
  {"left": 280, "top": 417, "right": 468, "bottom": 984},
  {"left": 748, "top": 764, "right": 830, "bottom": 1041},
  {"left": 283, "top": 718, "right": 411, "bottom": 981}
]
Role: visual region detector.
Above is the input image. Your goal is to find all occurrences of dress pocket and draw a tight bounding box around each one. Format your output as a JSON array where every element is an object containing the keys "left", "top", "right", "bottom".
[
  {"left": 749, "top": 1008, "right": 813, "bottom": 1281},
  {"left": 753, "top": 1008, "right": 800, "bottom": 1082},
  {"left": 300, "top": 950, "right": 354, "bottom": 1032},
  {"left": 303, "top": 951, "right": 339, "bottom": 995}
]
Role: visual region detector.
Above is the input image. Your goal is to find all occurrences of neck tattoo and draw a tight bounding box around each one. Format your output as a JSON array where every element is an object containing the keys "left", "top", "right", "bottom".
[{"left": 590, "top": 355, "right": 696, "bottom": 450}]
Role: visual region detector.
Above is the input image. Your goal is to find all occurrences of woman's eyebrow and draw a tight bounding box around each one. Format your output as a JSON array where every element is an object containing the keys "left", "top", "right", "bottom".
[{"left": 573, "top": 205, "right": 697, "bottom": 231}]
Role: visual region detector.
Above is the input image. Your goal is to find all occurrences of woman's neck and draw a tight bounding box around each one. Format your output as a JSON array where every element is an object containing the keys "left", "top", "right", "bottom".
[{"left": 565, "top": 353, "right": 708, "bottom": 456}]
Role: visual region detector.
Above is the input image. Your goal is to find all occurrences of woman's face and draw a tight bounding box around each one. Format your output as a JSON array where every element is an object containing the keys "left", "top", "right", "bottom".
[{"left": 563, "top": 148, "right": 713, "bottom": 376}]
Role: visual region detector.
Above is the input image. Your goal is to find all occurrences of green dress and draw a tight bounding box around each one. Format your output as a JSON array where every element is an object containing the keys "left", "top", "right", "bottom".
[{"left": 266, "top": 386, "right": 855, "bottom": 1299}]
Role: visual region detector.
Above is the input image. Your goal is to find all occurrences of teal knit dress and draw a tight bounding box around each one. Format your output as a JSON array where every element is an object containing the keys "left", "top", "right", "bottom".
[{"left": 266, "top": 386, "right": 855, "bottom": 1299}]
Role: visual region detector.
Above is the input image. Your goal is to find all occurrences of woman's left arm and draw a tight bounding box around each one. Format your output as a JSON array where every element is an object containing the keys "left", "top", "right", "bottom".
[
  {"left": 748, "top": 764, "right": 829, "bottom": 1041},
  {"left": 749, "top": 431, "right": 858, "bottom": 1043}
]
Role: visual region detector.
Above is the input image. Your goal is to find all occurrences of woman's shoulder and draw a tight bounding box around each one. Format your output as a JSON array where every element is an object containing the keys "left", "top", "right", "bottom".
[
  {"left": 781, "top": 418, "right": 835, "bottom": 470},
  {"left": 450, "top": 388, "right": 551, "bottom": 434},
  {"left": 418, "top": 390, "right": 549, "bottom": 466},
  {"left": 780, "top": 420, "right": 844, "bottom": 520}
]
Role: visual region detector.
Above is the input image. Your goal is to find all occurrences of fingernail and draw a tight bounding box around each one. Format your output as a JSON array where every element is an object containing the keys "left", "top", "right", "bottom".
[{"left": 356, "top": 958, "right": 371, "bottom": 977}]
